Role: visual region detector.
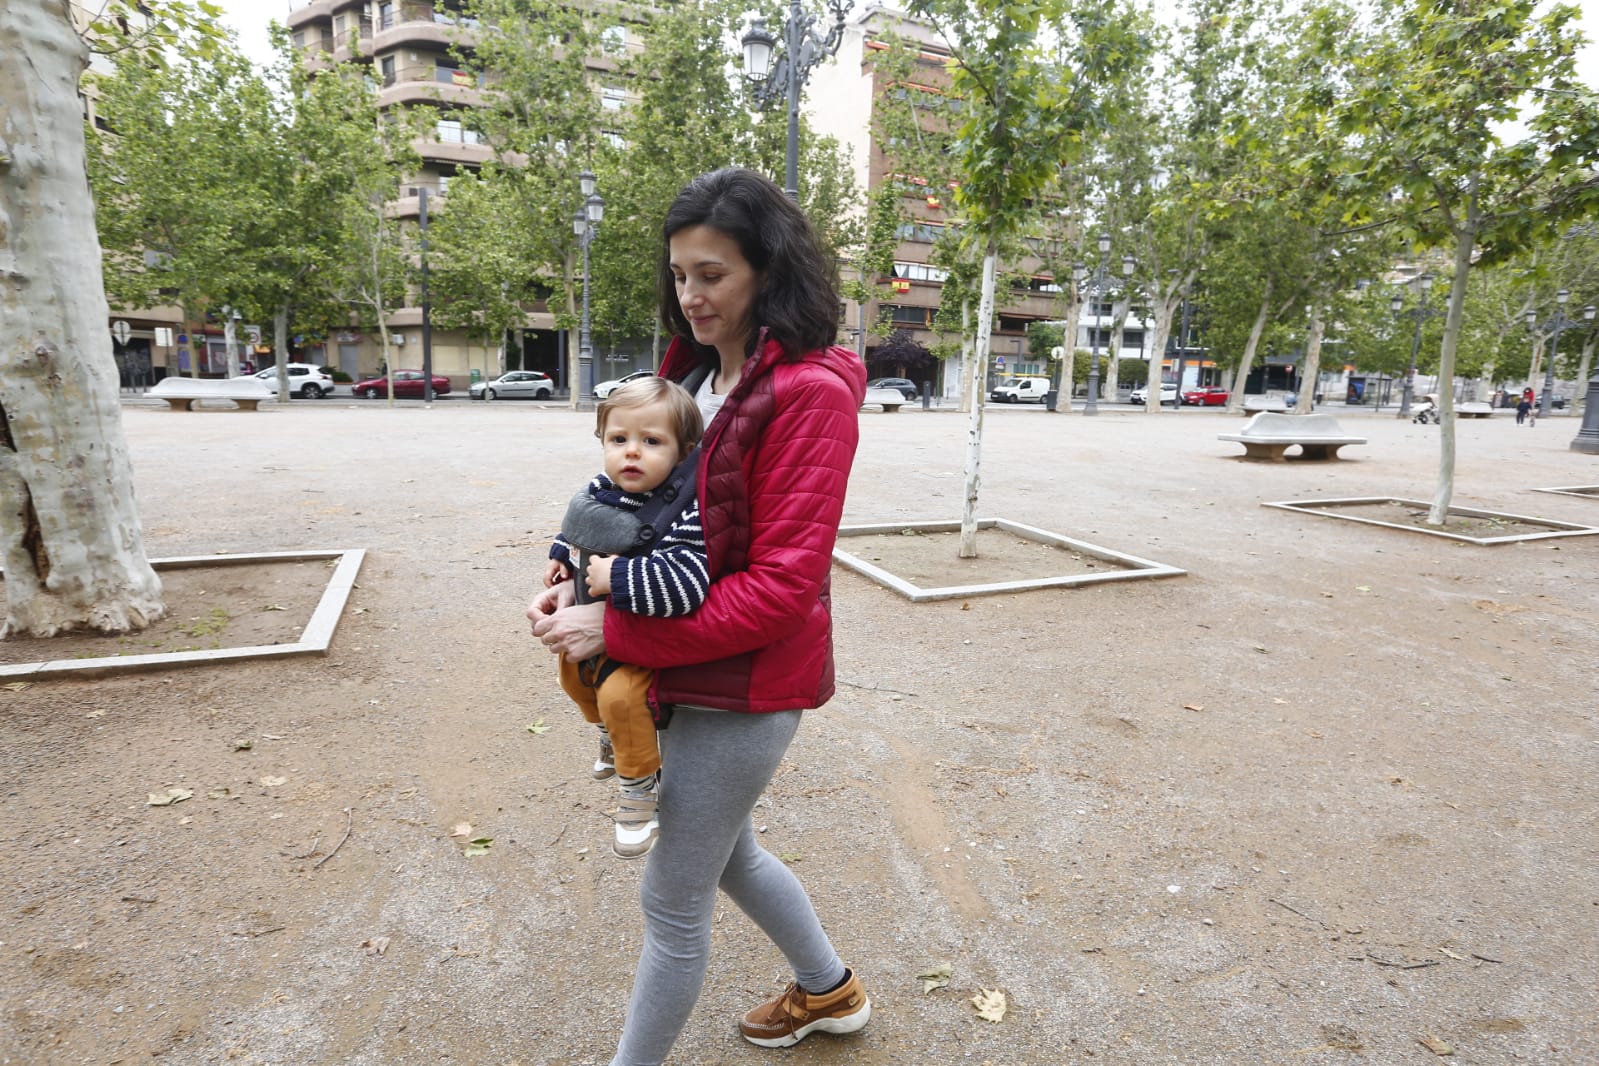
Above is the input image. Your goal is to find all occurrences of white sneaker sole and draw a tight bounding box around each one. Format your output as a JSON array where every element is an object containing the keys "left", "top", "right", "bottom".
[{"left": 742, "top": 997, "right": 871, "bottom": 1048}]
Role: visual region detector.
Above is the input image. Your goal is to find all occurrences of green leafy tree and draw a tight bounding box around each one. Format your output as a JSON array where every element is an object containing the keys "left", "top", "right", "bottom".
[
  {"left": 906, "top": 0, "right": 1144, "bottom": 554},
  {"left": 1297, "top": 0, "right": 1599, "bottom": 511}
]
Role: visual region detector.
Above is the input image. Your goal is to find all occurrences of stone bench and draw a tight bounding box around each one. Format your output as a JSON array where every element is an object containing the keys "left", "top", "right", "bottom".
[
  {"left": 149, "top": 376, "right": 275, "bottom": 411},
  {"left": 861, "top": 387, "right": 907, "bottom": 413},
  {"left": 1242, "top": 395, "right": 1292, "bottom": 413},
  {"left": 1218, "top": 412, "right": 1367, "bottom": 461},
  {"left": 1457, "top": 402, "right": 1493, "bottom": 418}
]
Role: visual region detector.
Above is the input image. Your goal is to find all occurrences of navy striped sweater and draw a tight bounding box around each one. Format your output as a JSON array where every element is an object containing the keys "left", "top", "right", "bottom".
[{"left": 550, "top": 473, "right": 709, "bottom": 618}]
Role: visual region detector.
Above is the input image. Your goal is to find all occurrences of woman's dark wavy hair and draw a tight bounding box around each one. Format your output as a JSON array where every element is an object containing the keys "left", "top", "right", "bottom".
[{"left": 658, "top": 167, "right": 840, "bottom": 361}]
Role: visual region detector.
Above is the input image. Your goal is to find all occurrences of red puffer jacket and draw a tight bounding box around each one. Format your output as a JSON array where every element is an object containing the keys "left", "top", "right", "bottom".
[{"left": 603, "top": 334, "right": 866, "bottom": 713}]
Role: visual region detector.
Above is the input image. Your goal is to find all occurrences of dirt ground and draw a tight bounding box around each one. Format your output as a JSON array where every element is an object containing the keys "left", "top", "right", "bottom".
[{"left": 3, "top": 397, "right": 1597, "bottom": 1066}]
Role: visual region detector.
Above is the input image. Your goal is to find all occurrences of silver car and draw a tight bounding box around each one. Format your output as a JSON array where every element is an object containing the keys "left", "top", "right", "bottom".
[{"left": 471, "top": 371, "right": 555, "bottom": 401}]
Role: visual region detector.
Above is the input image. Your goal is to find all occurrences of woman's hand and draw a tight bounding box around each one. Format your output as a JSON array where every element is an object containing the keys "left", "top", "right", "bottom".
[
  {"left": 527, "top": 579, "right": 575, "bottom": 631},
  {"left": 529, "top": 597, "right": 607, "bottom": 660},
  {"left": 585, "top": 554, "right": 613, "bottom": 598}
]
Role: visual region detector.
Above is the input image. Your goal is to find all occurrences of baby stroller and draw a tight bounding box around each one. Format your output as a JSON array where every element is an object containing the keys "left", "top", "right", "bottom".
[{"left": 1413, "top": 394, "right": 1440, "bottom": 425}]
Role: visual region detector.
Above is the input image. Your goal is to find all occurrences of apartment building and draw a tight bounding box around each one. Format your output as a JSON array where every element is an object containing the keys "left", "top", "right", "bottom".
[
  {"left": 808, "top": 3, "right": 1150, "bottom": 400},
  {"left": 283, "top": 0, "right": 643, "bottom": 387}
]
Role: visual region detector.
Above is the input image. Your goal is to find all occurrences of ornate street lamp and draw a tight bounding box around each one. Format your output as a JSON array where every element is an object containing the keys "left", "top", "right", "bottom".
[
  {"left": 1071, "top": 235, "right": 1134, "bottom": 415},
  {"left": 572, "top": 169, "right": 604, "bottom": 410},
  {"left": 741, "top": 0, "right": 851, "bottom": 200},
  {"left": 1389, "top": 273, "right": 1436, "bottom": 417},
  {"left": 1526, "top": 289, "right": 1595, "bottom": 420}
]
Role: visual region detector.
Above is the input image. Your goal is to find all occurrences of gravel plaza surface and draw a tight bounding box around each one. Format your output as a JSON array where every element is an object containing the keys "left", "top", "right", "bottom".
[{"left": 2, "top": 395, "right": 1596, "bottom": 1065}]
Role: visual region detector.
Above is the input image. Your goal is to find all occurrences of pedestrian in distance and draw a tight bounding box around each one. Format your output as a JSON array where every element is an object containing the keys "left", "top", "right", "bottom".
[
  {"left": 1517, "top": 395, "right": 1532, "bottom": 425},
  {"left": 528, "top": 166, "right": 871, "bottom": 1065},
  {"left": 544, "top": 376, "right": 706, "bottom": 859}
]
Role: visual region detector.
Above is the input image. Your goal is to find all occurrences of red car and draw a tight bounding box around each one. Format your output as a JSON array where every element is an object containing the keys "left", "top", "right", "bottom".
[
  {"left": 1182, "top": 385, "right": 1229, "bottom": 406},
  {"left": 352, "top": 370, "right": 452, "bottom": 399}
]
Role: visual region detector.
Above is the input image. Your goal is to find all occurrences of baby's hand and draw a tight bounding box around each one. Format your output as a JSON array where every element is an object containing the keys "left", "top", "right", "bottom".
[
  {"left": 543, "top": 558, "right": 568, "bottom": 589},
  {"left": 585, "top": 554, "right": 613, "bottom": 598}
]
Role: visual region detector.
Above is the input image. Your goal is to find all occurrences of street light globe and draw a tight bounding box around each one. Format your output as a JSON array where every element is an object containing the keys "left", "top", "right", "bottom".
[
  {"left": 586, "top": 193, "right": 604, "bottom": 223},
  {"left": 579, "top": 169, "right": 596, "bottom": 197},
  {"left": 1096, "top": 234, "right": 1111, "bottom": 256},
  {"left": 1584, "top": 304, "right": 1597, "bottom": 322},
  {"left": 1392, "top": 294, "right": 1405, "bottom": 314},
  {"left": 741, "top": 18, "right": 776, "bottom": 81},
  {"left": 1556, "top": 287, "right": 1570, "bottom": 306},
  {"left": 573, "top": 210, "right": 586, "bottom": 237}
]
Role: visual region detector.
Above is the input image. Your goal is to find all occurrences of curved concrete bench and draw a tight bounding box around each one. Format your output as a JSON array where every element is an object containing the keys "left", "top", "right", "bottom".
[
  {"left": 149, "top": 376, "right": 275, "bottom": 411},
  {"left": 861, "top": 387, "right": 907, "bottom": 413},
  {"left": 1218, "top": 412, "right": 1367, "bottom": 461}
]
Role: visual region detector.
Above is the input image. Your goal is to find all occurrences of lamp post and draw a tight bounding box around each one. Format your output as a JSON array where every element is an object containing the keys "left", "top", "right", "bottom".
[
  {"left": 572, "top": 169, "right": 604, "bottom": 410},
  {"left": 1389, "top": 273, "right": 1436, "bottom": 417},
  {"left": 1071, "top": 235, "right": 1135, "bottom": 415},
  {"left": 1525, "top": 289, "right": 1595, "bottom": 420},
  {"left": 741, "top": 0, "right": 851, "bottom": 200},
  {"left": 1571, "top": 312, "right": 1599, "bottom": 452}
]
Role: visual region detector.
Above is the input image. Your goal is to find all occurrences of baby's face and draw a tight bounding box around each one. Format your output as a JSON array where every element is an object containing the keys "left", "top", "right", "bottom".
[{"left": 601, "top": 400, "right": 681, "bottom": 496}]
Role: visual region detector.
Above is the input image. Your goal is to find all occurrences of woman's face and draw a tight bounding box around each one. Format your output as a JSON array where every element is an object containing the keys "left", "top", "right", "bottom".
[{"left": 668, "top": 225, "right": 762, "bottom": 363}]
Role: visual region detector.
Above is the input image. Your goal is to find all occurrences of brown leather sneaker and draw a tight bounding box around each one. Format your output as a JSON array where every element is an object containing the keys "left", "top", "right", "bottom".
[{"left": 739, "top": 969, "right": 871, "bottom": 1048}]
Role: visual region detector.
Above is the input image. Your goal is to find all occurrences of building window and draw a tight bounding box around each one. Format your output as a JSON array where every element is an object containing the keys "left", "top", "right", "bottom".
[
  {"left": 434, "top": 118, "right": 481, "bottom": 145},
  {"left": 380, "top": 56, "right": 396, "bottom": 84},
  {"left": 378, "top": 1, "right": 394, "bottom": 30},
  {"left": 889, "top": 306, "right": 930, "bottom": 328},
  {"left": 601, "top": 86, "right": 626, "bottom": 110},
  {"left": 894, "top": 261, "right": 948, "bottom": 283},
  {"left": 602, "top": 25, "right": 627, "bottom": 54},
  {"left": 292, "top": 30, "right": 305, "bottom": 49}
]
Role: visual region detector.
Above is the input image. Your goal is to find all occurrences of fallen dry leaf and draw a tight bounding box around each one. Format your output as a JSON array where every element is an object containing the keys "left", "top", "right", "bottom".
[
  {"left": 916, "top": 961, "right": 952, "bottom": 994},
  {"left": 1183, "top": 703, "right": 1204, "bottom": 712},
  {"left": 1417, "top": 1034, "right": 1454, "bottom": 1056},
  {"left": 971, "top": 988, "right": 1007, "bottom": 1022},
  {"left": 260, "top": 775, "right": 288, "bottom": 788},
  {"left": 361, "top": 937, "right": 390, "bottom": 956},
  {"left": 463, "top": 837, "right": 493, "bottom": 857},
  {"left": 2, "top": 681, "right": 32, "bottom": 692},
  {"left": 451, "top": 822, "right": 473, "bottom": 839},
  {"left": 147, "top": 787, "right": 193, "bottom": 807}
]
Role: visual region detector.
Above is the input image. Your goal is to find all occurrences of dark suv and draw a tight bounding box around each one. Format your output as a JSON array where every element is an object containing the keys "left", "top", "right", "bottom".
[{"left": 867, "top": 377, "right": 920, "bottom": 401}]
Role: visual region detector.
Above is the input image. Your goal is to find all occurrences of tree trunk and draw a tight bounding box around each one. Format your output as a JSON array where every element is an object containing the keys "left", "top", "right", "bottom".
[
  {"left": 960, "top": 242, "right": 998, "bottom": 559},
  {"left": 1574, "top": 336, "right": 1595, "bottom": 415},
  {"left": 0, "top": 0, "right": 164, "bottom": 638},
  {"left": 957, "top": 296, "right": 973, "bottom": 414},
  {"left": 1226, "top": 287, "right": 1273, "bottom": 414},
  {"left": 273, "top": 306, "right": 290, "bottom": 399},
  {"left": 1428, "top": 216, "right": 1478, "bottom": 526},
  {"left": 1296, "top": 307, "right": 1325, "bottom": 414},
  {"left": 1140, "top": 299, "right": 1173, "bottom": 416}
]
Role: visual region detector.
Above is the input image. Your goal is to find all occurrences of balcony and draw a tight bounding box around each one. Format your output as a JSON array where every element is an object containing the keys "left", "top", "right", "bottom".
[
  {"left": 373, "top": 15, "right": 480, "bottom": 54},
  {"left": 331, "top": 26, "right": 374, "bottom": 63},
  {"left": 377, "top": 72, "right": 486, "bottom": 109},
  {"left": 285, "top": 0, "right": 333, "bottom": 30},
  {"left": 413, "top": 137, "right": 492, "bottom": 167}
]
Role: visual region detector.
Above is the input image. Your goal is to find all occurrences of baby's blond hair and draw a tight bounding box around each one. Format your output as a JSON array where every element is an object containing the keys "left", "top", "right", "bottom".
[{"left": 595, "top": 376, "right": 703, "bottom": 462}]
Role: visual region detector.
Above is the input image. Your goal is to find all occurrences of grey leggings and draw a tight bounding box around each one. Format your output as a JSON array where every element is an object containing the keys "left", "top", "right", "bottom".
[{"left": 610, "top": 707, "right": 846, "bottom": 1066}]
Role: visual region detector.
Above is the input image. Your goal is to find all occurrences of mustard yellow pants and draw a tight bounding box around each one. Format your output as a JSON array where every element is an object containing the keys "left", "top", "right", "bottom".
[{"left": 558, "top": 654, "right": 661, "bottom": 779}]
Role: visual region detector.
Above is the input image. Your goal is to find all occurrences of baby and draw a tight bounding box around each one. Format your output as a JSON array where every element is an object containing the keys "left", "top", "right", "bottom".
[{"left": 544, "top": 376, "right": 705, "bottom": 857}]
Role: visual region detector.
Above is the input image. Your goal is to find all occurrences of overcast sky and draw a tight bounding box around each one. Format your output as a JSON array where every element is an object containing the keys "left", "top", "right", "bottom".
[{"left": 216, "top": 0, "right": 1597, "bottom": 113}]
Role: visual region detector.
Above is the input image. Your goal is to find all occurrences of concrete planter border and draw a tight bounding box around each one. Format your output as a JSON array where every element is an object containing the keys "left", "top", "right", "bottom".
[
  {"left": 1530, "top": 484, "right": 1599, "bottom": 499},
  {"left": 1262, "top": 497, "right": 1599, "bottom": 545},
  {"left": 832, "top": 518, "right": 1186, "bottom": 603},
  {"left": 0, "top": 549, "right": 365, "bottom": 680}
]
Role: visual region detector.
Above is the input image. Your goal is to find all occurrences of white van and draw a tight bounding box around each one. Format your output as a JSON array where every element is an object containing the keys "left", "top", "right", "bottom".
[{"left": 989, "top": 377, "right": 1050, "bottom": 403}]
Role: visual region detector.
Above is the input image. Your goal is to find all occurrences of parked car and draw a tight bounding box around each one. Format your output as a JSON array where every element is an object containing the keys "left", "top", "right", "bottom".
[
  {"left": 989, "top": 377, "right": 1051, "bottom": 403},
  {"left": 1181, "top": 385, "right": 1229, "bottom": 406},
  {"left": 1129, "top": 382, "right": 1179, "bottom": 406},
  {"left": 352, "top": 370, "right": 452, "bottom": 398},
  {"left": 593, "top": 369, "right": 655, "bottom": 400},
  {"left": 867, "top": 376, "right": 920, "bottom": 401},
  {"left": 236, "top": 363, "right": 336, "bottom": 399},
  {"left": 471, "top": 370, "right": 553, "bottom": 401}
]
